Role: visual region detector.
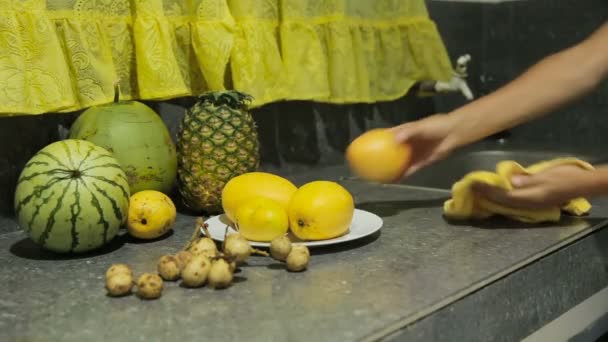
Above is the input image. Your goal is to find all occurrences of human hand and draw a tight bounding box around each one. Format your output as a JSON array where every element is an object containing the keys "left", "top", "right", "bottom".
[
  {"left": 390, "top": 113, "right": 459, "bottom": 178},
  {"left": 472, "top": 164, "right": 594, "bottom": 209}
]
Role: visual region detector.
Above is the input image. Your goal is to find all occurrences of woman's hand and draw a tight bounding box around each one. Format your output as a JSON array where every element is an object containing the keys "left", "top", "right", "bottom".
[
  {"left": 472, "top": 164, "right": 596, "bottom": 209},
  {"left": 388, "top": 23, "right": 608, "bottom": 181},
  {"left": 390, "top": 113, "right": 459, "bottom": 178}
]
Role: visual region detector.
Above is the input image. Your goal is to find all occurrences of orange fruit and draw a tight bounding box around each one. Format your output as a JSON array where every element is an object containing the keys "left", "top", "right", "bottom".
[{"left": 345, "top": 128, "right": 412, "bottom": 183}]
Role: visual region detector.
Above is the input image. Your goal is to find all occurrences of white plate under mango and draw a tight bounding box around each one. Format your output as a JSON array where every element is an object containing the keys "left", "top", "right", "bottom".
[{"left": 203, "top": 209, "right": 383, "bottom": 248}]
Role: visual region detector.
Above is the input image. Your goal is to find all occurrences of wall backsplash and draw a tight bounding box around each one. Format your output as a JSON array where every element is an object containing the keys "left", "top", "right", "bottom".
[
  {"left": 1, "top": 0, "right": 607, "bottom": 217},
  {"left": 428, "top": 0, "right": 608, "bottom": 148}
]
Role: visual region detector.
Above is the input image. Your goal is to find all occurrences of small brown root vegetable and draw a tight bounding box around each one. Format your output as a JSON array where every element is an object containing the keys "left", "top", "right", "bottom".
[
  {"left": 105, "top": 273, "right": 133, "bottom": 297},
  {"left": 157, "top": 255, "right": 181, "bottom": 281},
  {"left": 105, "top": 263, "right": 132, "bottom": 279},
  {"left": 136, "top": 273, "right": 164, "bottom": 299},
  {"left": 181, "top": 255, "right": 212, "bottom": 288},
  {"left": 286, "top": 245, "right": 310, "bottom": 272},
  {"left": 270, "top": 235, "right": 292, "bottom": 262},
  {"left": 208, "top": 259, "right": 233, "bottom": 289},
  {"left": 224, "top": 235, "right": 251, "bottom": 264},
  {"left": 189, "top": 237, "right": 218, "bottom": 258},
  {"left": 175, "top": 250, "right": 193, "bottom": 270}
]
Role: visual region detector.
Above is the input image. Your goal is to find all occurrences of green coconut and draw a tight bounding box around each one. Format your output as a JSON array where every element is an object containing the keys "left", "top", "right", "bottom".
[{"left": 69, "top": 85, "right": 177, "bottom": 194}]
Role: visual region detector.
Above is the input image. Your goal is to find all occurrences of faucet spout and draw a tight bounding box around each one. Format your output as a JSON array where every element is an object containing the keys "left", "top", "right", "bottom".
[
  {"left": 417, "top": 54, "right": 475, "bottom": 100},
  {"left": 434, "top": 76, "right": 474, "bottom": 100}
]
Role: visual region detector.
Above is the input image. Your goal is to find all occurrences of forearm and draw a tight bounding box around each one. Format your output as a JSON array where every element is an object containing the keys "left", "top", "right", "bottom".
[
  {"left": 580, "top": 165, "right": 608, "bottom": 198},
  {"left": 445, "top": 22, "right": 608, "bottom": 150}
]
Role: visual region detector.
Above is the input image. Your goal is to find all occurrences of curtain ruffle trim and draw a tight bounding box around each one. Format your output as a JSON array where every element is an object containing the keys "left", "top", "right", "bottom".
[{"left": 0, "top": 12, "right": 454, "bottom": 115}]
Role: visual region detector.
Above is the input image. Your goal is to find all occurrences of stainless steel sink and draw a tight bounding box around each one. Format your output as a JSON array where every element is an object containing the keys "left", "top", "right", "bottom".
[{"left": 401, "top": 150, "right": 607, "bottom": 190}]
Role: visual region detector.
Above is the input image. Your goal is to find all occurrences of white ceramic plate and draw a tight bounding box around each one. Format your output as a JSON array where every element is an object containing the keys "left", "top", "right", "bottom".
[{"left": 203, "top": 209, "right": 383, "bottom": 248}]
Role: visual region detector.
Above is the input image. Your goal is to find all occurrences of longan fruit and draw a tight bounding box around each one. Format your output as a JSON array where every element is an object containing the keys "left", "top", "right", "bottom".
[
  {"left": 208, "top": 259, "right": 233, "bottom": 289},
  {"left": 175, "top": 250, "right": 193, "bottom": 270},
  {"left": 189, "top": 238, "right": 218, "bottom": 258},
  {"left": 105, "top": 263, "right": 132, "bottom": 279},
  {"left": 225, "top": 233, "right": 246, "bottom": 244},
  {"left": 286, "top": 245, "right": 310, "bottom": 272},
  {"left": 105, "top": 273, "right": 133, "bottom": 297},
  {"left": 157, "top": 255, "right": 181, "bottom": 281},
  {"left": 224, "top": 236, "right": 251, "bottom": 264},
  {"left": 270, "top": 235, "right": 292, "bottom": 262},
  {"left": 136, "top": 273, "right": 163, "bottom": 299},
  {"left": 181, "top": 255, "right": 212, "bottom": 288}
]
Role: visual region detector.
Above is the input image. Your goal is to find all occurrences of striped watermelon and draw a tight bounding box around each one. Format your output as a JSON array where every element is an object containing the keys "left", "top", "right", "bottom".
[{"left": 14, "top": 139, "right": 130, "bottom": 253}]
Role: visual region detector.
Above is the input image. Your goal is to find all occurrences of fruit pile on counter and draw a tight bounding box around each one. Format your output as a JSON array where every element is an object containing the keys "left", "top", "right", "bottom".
[{"left": 11, "top": 88, "right": 371, "bottom": 300}]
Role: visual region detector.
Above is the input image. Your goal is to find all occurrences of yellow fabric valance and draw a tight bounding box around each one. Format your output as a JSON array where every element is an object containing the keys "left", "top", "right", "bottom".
[{"left": 0, "top": 0, "right": 454, "bottom": 116}]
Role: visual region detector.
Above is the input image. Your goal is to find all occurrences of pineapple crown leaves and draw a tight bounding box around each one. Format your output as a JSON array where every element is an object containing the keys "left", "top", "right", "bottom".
[{"left": 197, "top": 90, "right": 254, "bottom": 110}]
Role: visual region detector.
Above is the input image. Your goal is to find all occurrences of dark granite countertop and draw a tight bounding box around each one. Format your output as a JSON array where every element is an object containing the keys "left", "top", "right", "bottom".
[{"left": 2, "top": 165, "right": 608, "bottom": 341}]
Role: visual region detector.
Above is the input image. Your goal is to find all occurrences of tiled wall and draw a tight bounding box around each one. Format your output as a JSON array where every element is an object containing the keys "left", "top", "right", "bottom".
[{"left": 1, "top": 0, "right": 607, "bottom": 217}]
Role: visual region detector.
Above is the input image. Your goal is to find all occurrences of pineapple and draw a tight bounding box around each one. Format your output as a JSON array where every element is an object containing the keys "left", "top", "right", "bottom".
[{"left": 176, "top": 91, "right": 260, "bottom": 214}]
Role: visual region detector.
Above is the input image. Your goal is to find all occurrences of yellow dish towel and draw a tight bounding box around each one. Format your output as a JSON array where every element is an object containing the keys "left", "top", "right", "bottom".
[{"left": 443, "top": 158, "right": 594, "bottom": 223}]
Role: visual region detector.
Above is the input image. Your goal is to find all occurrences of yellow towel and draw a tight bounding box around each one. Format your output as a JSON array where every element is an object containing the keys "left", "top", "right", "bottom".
[{"left": 443, "top": 158, "right": 594, "bottom": 223}]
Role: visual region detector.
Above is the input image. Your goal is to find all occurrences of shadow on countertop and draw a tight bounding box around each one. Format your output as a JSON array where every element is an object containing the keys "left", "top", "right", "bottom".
[
  {"left": 355, "top": 198, "right": 449, "bottom": 218},
  {"left": 9, "top": 231, "right": 131, "bottom": 260},
  {"left": 305, "top": 230, "right": 382, "bottom": 256}
]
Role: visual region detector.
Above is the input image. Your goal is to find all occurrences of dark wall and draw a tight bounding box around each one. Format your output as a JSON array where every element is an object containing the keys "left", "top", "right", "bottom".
[
  {"left": 0, "top": 114, "right": 77, "bottom": 217},
  {"left": 1, "top": 0, "right": 607, "bottom": 218},
  {"left": 428, "top": 0, "right": 608, "bottom": 148}
]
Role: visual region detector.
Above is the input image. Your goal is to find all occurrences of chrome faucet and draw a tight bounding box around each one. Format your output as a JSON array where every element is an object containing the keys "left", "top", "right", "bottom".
[{"left": 418, "top": 54, "right": 474, "bottom": 100}]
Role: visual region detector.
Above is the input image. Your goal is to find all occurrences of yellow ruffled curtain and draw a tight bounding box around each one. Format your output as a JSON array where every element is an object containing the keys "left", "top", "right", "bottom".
[{"left": 0, "top": 0, "right": 453, "bottom": 116}]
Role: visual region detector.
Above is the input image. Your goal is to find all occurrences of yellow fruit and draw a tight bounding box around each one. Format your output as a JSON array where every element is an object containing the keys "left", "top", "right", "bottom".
[
  {"left": 345, "top": 128, "right": 412, "bottom": 183},
  {"left": 234, "top": 197, "right": 289, "bottom": 242},
  {"left": 222, "top": 172, "right": 297, "bottom": 223},
  {"left": 127, "top": 190, "right": 176, "bottom": 239},
  {"left": 288, "top": 181, "right": 354, "bottom": 241}
]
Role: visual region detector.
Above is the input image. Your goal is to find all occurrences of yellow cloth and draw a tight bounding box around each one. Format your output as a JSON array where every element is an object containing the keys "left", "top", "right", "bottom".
[
  {"left": 443, "top": 158, "right": 594, "bottom": 223},
  {"left": 0, "top": 0, "right": 453, "bottom": 116}
]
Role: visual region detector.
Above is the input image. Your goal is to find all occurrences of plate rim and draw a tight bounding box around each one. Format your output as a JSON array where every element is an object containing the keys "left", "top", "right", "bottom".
[{"left": 204, "top": 208, "right": 383, "bottom": 248}]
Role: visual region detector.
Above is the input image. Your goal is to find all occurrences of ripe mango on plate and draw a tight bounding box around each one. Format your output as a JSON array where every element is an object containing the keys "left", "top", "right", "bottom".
[{"left": 221, "top": 172, "right": 355, "bottom": 242}]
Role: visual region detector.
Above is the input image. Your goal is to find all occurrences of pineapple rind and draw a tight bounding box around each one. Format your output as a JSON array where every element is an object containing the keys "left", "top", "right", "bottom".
[{"left": 176, "top": 95, "right": 260, "bottom": 213}]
